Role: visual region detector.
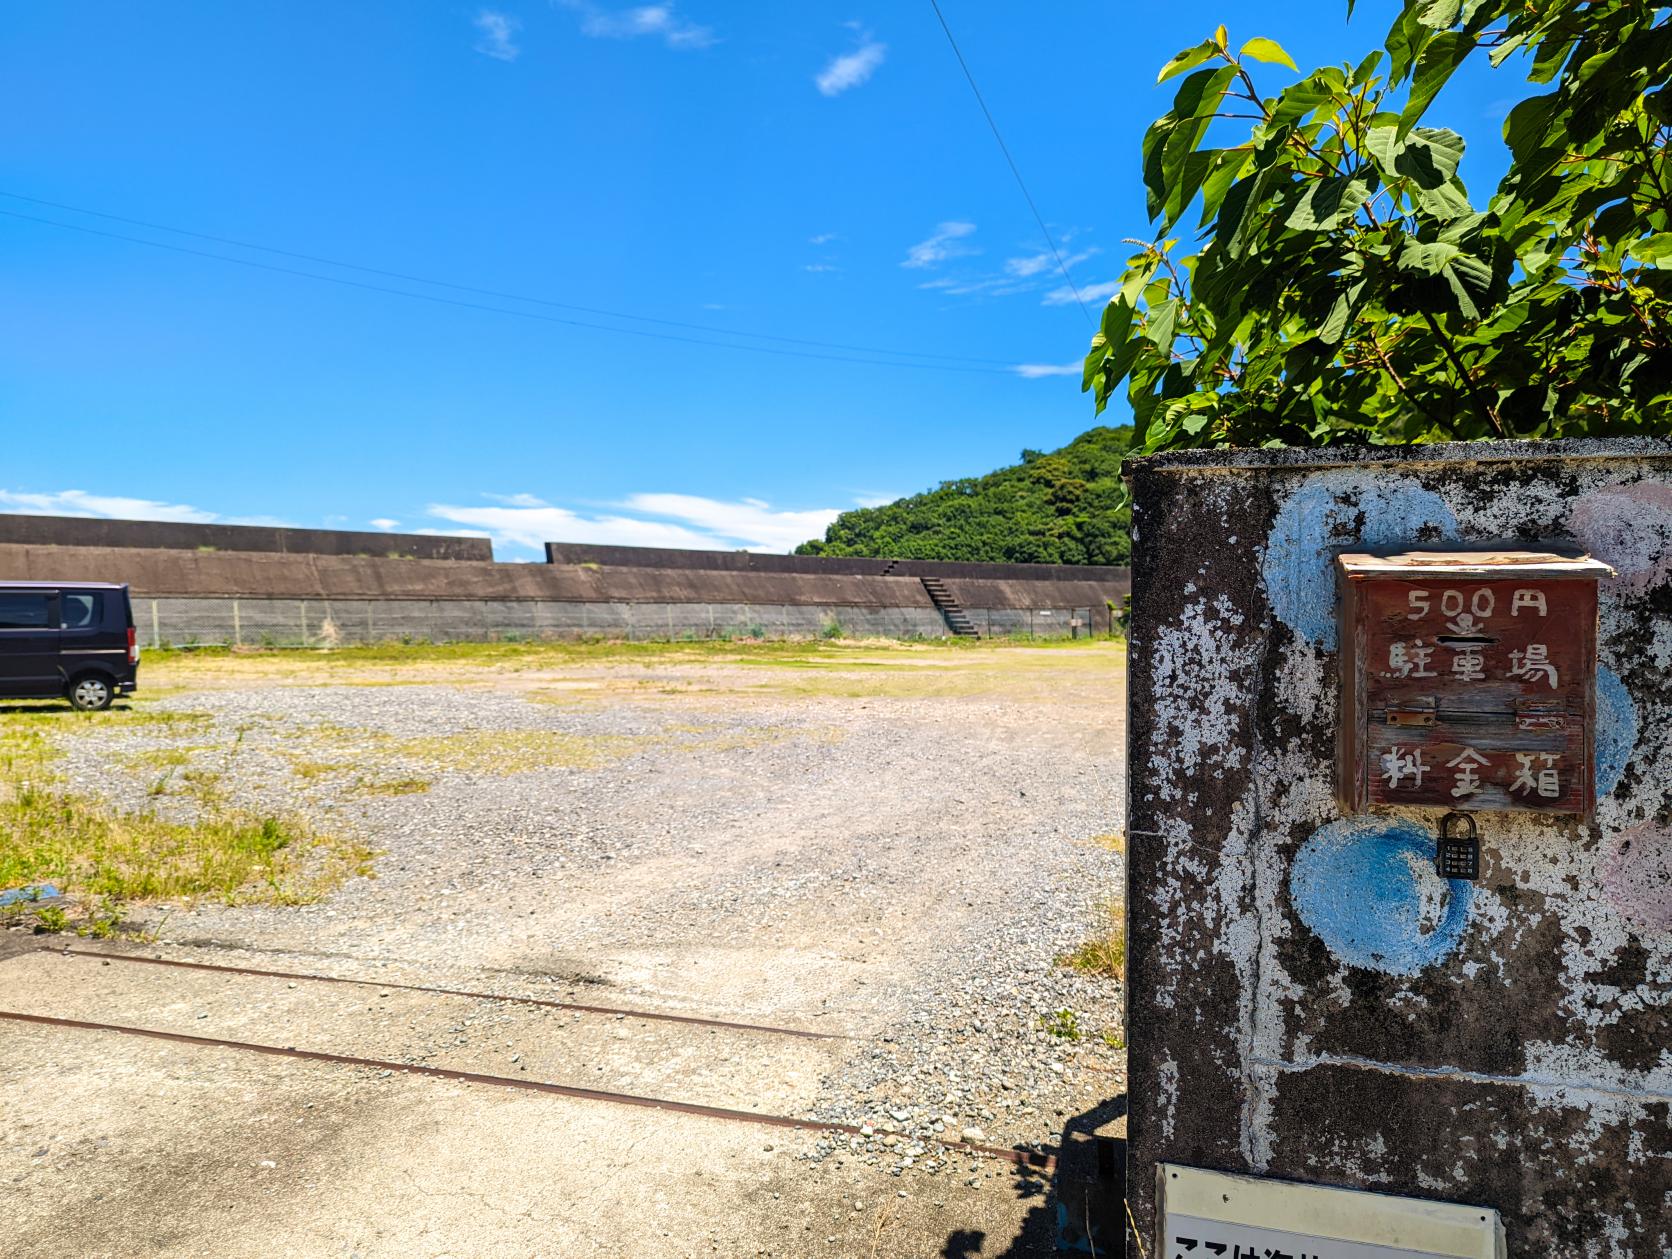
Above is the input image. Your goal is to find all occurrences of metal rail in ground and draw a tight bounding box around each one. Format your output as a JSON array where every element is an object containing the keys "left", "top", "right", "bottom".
[
  {"left": 0, "top": 1008, "right": 1056, "bottom": 1172},
  {"left": 45, "top": 945, "right": 848, "bottom": 1041}
]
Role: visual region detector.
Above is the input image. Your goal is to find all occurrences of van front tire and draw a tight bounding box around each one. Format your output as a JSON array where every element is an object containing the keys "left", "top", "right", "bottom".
[{"left": 68, "top": 674, "right": 113, "bottom": 712}]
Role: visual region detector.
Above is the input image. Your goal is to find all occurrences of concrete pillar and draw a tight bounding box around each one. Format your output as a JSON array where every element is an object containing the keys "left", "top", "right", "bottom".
[{"left": 1121, "top": 438, "right": 1672, "bottom": 1255}]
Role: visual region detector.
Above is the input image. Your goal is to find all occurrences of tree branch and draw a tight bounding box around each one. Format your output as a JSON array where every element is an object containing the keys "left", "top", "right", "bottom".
[{"left": 1421, "top": 310, "right": 1505, "bottom": 436}]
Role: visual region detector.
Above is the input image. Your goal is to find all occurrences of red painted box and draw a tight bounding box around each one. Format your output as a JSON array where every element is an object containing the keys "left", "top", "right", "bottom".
[{"left": 1336, "top": 550, "right": 1614, "bottom": 818}]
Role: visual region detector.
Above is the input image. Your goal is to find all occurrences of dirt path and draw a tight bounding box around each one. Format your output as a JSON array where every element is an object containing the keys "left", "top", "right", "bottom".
[{"left": 1, "top": 641, "right": 1127, "bottom": 1257}]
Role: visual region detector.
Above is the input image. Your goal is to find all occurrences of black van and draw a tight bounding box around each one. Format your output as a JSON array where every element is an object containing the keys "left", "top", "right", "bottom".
[{"left": 0, "top": 582, "right": 139, "bottom": 710}]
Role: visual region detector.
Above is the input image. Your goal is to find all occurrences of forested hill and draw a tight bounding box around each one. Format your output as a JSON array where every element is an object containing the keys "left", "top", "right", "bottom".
[{"left": 795, "top": 425, "right": 1134, "bottom": 565}]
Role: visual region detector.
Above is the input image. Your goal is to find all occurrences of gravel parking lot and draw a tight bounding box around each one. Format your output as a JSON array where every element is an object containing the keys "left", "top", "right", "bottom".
[{"left": 3, "top": 639, "right": 1127, "bottom": 1257}]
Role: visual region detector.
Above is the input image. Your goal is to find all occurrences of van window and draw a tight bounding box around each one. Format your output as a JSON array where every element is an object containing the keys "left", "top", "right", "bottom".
[
  {"left": 61, "top": 592, "right": 102, "bottom": 629},
  {"left": 0, "top": 593, "right": 52, "bottom": 628}
]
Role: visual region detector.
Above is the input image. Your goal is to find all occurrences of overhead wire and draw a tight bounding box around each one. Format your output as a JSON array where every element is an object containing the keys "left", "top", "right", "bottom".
[
  {"left": 1, "top": 206, "right": 1021, "bottom": 375},
  {"left": 0, "top": 191, "right": 1013, "bottom": 367},
  {"left": 924, "top": 0, "right": 1093, "bottom": 325}
]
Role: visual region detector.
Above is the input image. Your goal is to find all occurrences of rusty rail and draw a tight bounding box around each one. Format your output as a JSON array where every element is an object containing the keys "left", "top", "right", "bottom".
[
  {"left": 0, "top": 1008, "right": 1056, "bottom": 1172},
  {"left": 44, "top": 945, "right": 846, "bottom": 1041}
]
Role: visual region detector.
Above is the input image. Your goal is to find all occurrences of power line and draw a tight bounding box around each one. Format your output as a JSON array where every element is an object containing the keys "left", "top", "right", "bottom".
[
  {"left": 0, "top": 191, "right": 1013, "bottom": 366},
  {"left": 925, "top": 0, "right": 1092, "bottom": 325},
  {"left": 1, "top": 208, "right": 1022, "bottom": 375}
]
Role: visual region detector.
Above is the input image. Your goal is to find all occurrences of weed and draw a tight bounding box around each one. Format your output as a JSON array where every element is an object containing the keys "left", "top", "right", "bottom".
[
  {"left": 353, "top": 776, "right": 432, "bottom": 797},
  {"left": 820, "top": 616, "right": 845, "bottom": 640},
  {"left": 1039, "top": 1008, "right": 1083, "bottom": 1041},
  {"left": 33, "top": 905, "right": 68, "bottom": 933},
  {"left": 1099, "top": 1028, "right": 1126, "bottom": 1051},
  {"left": 77, "top": 900, "right": 123, "bottom": 939},
  {"left": 122, "top": 745, "right": 205, "bottom": 772},
  {"left": 1091, "top": 831, "right": 1126, "bottom": 854},
  {"left": 180, "top": 767, "right": 226, "bottom": 805},
  {"left": 284, "top": 755, "right": 344, "bottom": 781},
  {"left": 1058, "top": 900, "right": 1127, "bottom": 980}
]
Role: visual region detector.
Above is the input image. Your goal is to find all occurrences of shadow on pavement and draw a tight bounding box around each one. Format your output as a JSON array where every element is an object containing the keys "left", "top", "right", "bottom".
[{"left": 942, "top": 1092, "right": 1129, "bottom": 1258}]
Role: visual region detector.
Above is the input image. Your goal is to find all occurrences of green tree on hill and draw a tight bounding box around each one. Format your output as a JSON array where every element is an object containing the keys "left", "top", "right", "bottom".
[{"left": 795, "top": 426, "right": 1134, "bottom": 564}]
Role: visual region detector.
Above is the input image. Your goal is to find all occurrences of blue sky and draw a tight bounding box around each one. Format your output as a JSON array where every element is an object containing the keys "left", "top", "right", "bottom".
[{"left": 2, "top": 1, "right": 1518, "bottom": 555}]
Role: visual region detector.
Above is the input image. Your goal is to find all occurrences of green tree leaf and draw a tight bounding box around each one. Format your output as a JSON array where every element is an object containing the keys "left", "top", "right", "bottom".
[
  {"left": 1157, "top": 40, "right": 1218, "bottom": 83},
  {"left": 1078, "top": 0, "right": 1672, "bottom": 461},
  {"left": 1400, "top": 31, "right": 1472, "bottom": 134},
  {"left": 1240, "top": 37, "right": 1298, "bottom": 72},
  {"left": 1285, "top": 175, "right": 1374, "bottom": 231},
  {"left": 1629, "top": 233, "right": 1672, "bottom": 266}
]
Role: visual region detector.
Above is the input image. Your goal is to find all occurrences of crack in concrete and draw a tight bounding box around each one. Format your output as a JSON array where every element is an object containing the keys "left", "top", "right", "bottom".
[{"left": 1250, "top": 1052, "right": 1672, "bottom": 1104}]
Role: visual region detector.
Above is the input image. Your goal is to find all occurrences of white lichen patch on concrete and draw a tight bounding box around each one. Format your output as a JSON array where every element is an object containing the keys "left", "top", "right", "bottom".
[
  {"left": 1156, "top": 1051, "right": 1181, "bottom": 1144},
  {"left": 1147, "top": 591, "right": 1260, "bottom": 803}
]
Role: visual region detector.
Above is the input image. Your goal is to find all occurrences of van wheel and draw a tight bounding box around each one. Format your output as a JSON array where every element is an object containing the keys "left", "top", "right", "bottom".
[{"left": 68, "top": 675, "right": 113, "bottom": 711}]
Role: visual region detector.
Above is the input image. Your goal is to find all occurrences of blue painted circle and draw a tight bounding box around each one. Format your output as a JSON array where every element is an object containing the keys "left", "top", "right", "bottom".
[
  {"left": 1261, "top": 475, "right": 1457, "bottom": 650},
  {"left": 1595, "top": 664, "right": 1638, "bottom": 797},
  {"left": 1290, "top": 819, "right": 1474, "bottom": 976}
]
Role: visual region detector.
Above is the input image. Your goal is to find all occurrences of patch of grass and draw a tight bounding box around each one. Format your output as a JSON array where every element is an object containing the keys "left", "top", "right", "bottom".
[
  {"left": 179, "top": 766, "right": 227, "bottom": 805},
  {"left": 122, "top": 745, "right": 211, "bottom": 773},
  {"left": 143, "top": 635, "right": 1124, "bottom": 676},
  {"left": 284, "top": 754, "right": 345, "bottom": 781},
  {"left": 0, "top": 790, "right": 372, "bottom": 907},
  {"left": 1057, "top": 900, "right": 1127, "bottom": 980},
  {"left": 353, "top": 776, "right": 433, "bottom": 797},
  {"left": 0, "top": 711, "right": 376, "bottom": 929},
  {"left": 0, "top": 704, "right": 211, "bottom": 732},
  {"left": 1099, "top": 1028, "right": 1126, "bottom": 1051},
  {"left": 1039, "top": 1008, "right": 1083, "bottom": 1041}
]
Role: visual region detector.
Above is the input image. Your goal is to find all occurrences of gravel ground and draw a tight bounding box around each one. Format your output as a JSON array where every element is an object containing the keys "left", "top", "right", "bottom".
[{"left": 40, "top": 644, "right": 1128, "bottom": 1178}]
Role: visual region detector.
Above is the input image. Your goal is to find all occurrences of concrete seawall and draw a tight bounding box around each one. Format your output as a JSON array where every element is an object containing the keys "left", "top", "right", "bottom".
[
  {"left": 0, "top": 537, "right": 1127, "bottom": 646},
  {"left": 0, "top": 513, "right": 492, "bottom": 561}
]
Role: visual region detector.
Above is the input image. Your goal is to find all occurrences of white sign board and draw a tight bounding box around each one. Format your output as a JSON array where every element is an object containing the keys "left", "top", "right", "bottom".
[{"left": 1159, "top": 1165, "right": 1505, "bottom": 1259}]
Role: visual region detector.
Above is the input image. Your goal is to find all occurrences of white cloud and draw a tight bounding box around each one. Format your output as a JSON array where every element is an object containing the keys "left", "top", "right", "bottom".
[
  {"left": 426, "top": 492, "right": 841, "bottom": 554},
  {"left": 369, "top": 518, "right": 401, "bottom": 531},
  {"left": 917, "top": 274, "right": 1033, "bottom": 299},
  {"left": 0, "top": 488, "right": 296, "bottom": 527},
  {"left": 817, "top": 37, "right": 886, "bottom": 96},
  {"left": 1005, "top": 247, "right": 1097, "bottom": 279},
  {"left": 484, "top": 492, "right": 550, "bottom": 507},
  {"left": 902, "top": 221, "right": 978, "bottom": 269},
  {"left": 0, "top": 488, "right": 217, "bottom": 523},
  {"left": 1012, "top": 361, "right": 1084, "bottom": 379},
  {"left": 809, "top": 232, "right": 839, "bottom": 246},
  {"left": 224, "top": 515, "right": 298, "bottom": 528},
  {"left": 1043, "top": 279, "right": 1121, "bottom": 306},
  {"left": 473, "top": 10, "right": 522, "bottom": 61},
  {"left": 563, "top": 2, "right": 715, "bottom": 49},
  {"left": 852, "top": 493, "right": 899, "bottom": 509},
  {"left": 621, "top": 493, "right": 839, "bottom": 552},
  {"left": 803, "top": 262, "right": 839, "bottom": 273}
]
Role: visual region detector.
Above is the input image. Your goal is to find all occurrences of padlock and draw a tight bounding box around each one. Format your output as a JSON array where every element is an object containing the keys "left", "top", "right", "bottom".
[{"left": 1436, "top": 811, "right": 1480, "bottom": 881}]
